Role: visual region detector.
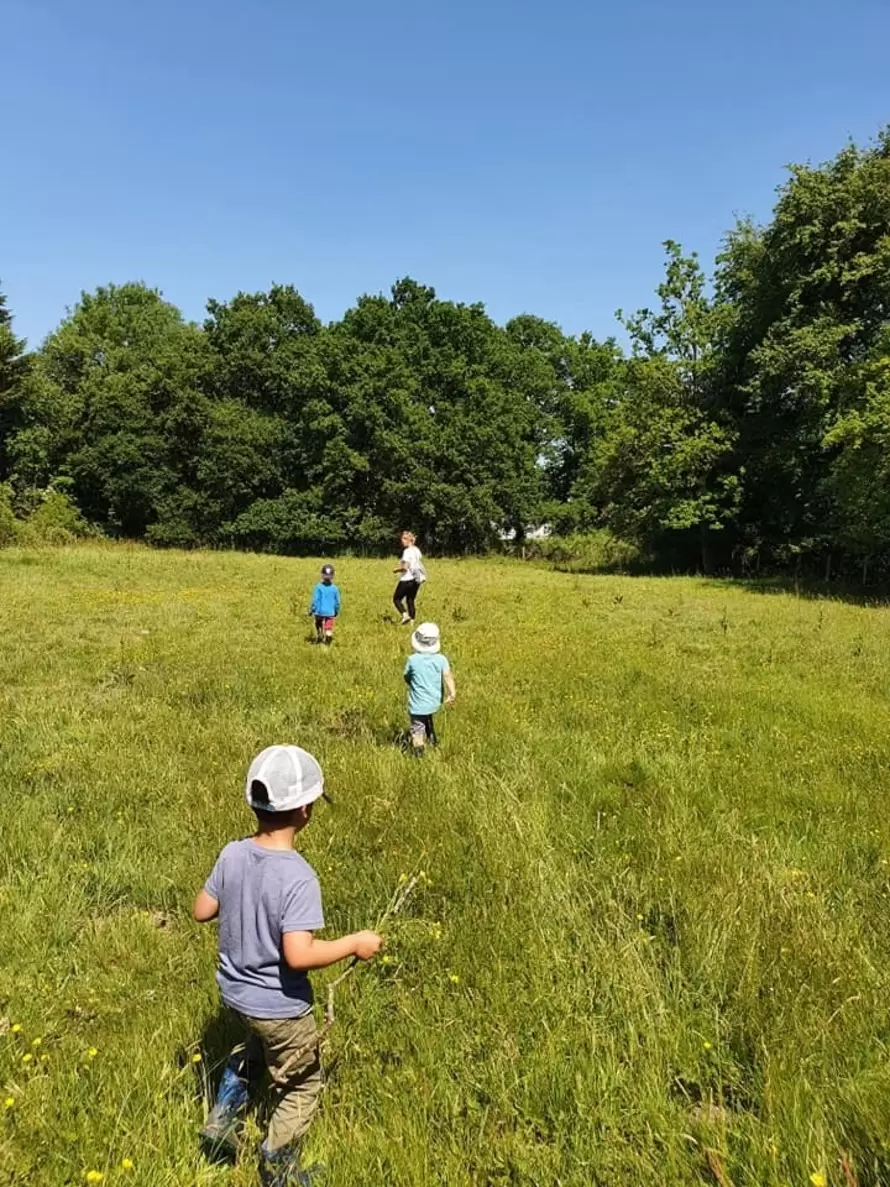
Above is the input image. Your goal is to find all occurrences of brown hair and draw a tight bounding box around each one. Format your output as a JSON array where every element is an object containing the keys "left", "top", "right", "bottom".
[{"left": 252, "top": 805, "right": 306, "bottom": 828}]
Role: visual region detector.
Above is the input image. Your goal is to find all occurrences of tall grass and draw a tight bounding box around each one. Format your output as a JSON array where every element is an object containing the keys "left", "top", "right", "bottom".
[{"left": 1, "top": 546, "right": 889, "bottom": 1186}]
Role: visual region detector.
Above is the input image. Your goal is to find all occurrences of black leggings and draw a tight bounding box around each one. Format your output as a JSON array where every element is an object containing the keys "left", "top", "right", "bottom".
[{"left": 393, "top": 579, "right": 420, "bottom": 619}]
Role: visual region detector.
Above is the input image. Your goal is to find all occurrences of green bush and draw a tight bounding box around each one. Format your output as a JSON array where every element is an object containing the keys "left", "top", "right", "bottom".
[
  {"left": 145, "top": 517, "right": 202, "bottom": 549},
  {"left": 224, "top": 490, "right": 351, "bottom": 555},
  {"left": 20, "top": 488, "right": 93, "bottom": 545},
  {"left": 0, "top": 483, "right": 19, "bottom": 547},
  {"left": 523, "top": 530, "right": 644, "bottom": 572}
]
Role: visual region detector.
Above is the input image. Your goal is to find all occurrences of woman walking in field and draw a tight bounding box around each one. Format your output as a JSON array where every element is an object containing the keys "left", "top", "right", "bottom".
[{"left": 392, "top": 530, "right": 426, "bottom": 626}]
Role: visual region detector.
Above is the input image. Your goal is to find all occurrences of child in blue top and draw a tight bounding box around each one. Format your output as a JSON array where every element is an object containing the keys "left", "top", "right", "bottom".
[
  {"left": 403, "top": 622, "right": 456, "bottom": 757},
  {"left": 308, "top": 564, "right": 340, "bottom": 645}
]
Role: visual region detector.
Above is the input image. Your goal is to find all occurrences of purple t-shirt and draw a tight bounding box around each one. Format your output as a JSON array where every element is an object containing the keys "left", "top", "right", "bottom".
[{"left": 204, "top": 838, "right": 325, "bottom": 1019}]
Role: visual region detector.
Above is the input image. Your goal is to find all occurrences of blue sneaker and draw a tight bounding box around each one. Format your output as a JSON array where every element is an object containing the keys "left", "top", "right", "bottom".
[{"left": 199, "top": 1059, "right": 251, "bottom": 1161}]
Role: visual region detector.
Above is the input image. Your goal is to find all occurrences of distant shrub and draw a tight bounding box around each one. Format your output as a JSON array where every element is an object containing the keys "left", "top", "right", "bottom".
[
  {"left": 145, "top": 518, "right": 202, "bottom": 549},
  {"left": 18, "top": 487, "right": 94, "bottom": 545},
  {"left": 224, "top": 491, "right": 350, "bottom": 555},
  {"left": 0, "top": 484, "right": 19, "bottom": 547},
  {"left": 523, "top": 530, "right": 644, "bottom": 572}
]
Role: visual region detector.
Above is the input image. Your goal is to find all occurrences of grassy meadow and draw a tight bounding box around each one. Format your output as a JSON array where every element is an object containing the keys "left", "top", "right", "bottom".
[{"left": 2, "top": 546, "right": 890, "bottom": 1187}]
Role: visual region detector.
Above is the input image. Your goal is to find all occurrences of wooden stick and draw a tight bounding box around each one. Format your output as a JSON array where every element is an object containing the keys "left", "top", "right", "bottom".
[
  {"left": 274, "top": 874, "right": 420, "bottom": 1082},
  {"left": 840, "top": 1152, "right": 859, "bottom": 1187},
  {"left": 706, "top": 1149, "right": 733, "bottom": 1187}
]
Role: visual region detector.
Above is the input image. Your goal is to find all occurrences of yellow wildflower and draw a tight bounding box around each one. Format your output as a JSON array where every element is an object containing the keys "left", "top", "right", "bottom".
[
  {"left": 3, "top": 1097, "right": 14, "bottom": 1110},
  {"left": 21, "top": 1053, "right": 33, "bottom": 1065},
  {"left": 810, "top": 1175, "right": 826, "bottom": 1187},
  {"left": 31, "top": 1037, "right": 42, "bottom": 1048},
  {"left": 121, "top": 1159, "right": 134, "bottom": 1171},
  {"left": 87, "top": 1048, "right": 98, "bottom": 1060},
  {"left": 191, "top": 1053, "right": 202, "bottom": 1063},
  {"left": 381, "top": 955, "right": 392, "bottom": 965},
  {"left": 448, "top": 973, "right": 460, "bottom": 984},
  {"left": 10, "top": 1025, "right": 21, "bottom": 1035},
  {"left": 702, "top": 1041, "right": 713, "bottom": 1051},
  {"left": 85, "top": 1173, "right": 104, "bottom": 1184}
]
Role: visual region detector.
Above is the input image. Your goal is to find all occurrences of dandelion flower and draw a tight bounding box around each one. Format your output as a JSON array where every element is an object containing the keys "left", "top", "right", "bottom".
[
  {"left": 21, "top": 1053, "right": 33, "bottom": 1065},
  {"left": 39, "top": 1055, "right": 49, "bottom": 1064},
  {"left": 191, "top": 1053, "right": 202, "bottom": 1064},
  {"left": 3, "top": 1097, "right": 14, "bottom": 1110},
  {"left": 85, "top": 1172, "right": 104, "bottom": 1184},
  {"left": 636, "top": 914, "right": 644, "bottom": 922},
  {"left": 10, "top": 1025, "right": 21, "bottom": 1035},
  {"left": 31, "top": 1037, "right": 42, "bottom": 1048},
  {"left": 381, "top": 955, "right": 392, "bottom": 965},
  {"left": 448, "top": 973, "right": 460, "bottom": 984},
  {"left": 702, "top": 1041, "right": 713, "bottom": 1051},
  {"left": 87, "top": 1048, "right": 98, "bottom": 1060},
  {"left": 810, "top": 1175, "right": 826, "bottom": 1187},
  {"left": 121, "top": 1158, "right": 134, "bottom": 1171}
]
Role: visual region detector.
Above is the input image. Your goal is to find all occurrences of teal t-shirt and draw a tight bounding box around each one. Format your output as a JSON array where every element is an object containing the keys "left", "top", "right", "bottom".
[{"left": 404, "top": 653, "right": 450, "bottom": 715}]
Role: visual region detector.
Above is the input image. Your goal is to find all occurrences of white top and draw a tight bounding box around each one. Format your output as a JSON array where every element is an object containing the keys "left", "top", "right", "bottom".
[{"left": 400, "top": 545, "right": 425, "bottom": 583}]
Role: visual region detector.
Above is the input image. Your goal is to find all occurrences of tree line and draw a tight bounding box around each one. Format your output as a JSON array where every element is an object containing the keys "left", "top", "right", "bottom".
[{"left": 1, "top": 128, "right": 888, "bottom": 574}]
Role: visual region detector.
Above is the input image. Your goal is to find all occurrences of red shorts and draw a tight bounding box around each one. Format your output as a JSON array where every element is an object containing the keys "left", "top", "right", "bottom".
[{"left": 314, "top": 616, "right": 335, "bottom": 633}]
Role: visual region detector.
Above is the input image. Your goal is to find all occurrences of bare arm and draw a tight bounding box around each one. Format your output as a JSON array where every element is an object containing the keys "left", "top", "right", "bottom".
[
  {"left": 193, "top": 889, "right": 219, "bottom": 923},
  {"left": 444, "top": 669, "right": 456, "bottom": 704},
  {"left": 282, "top": 929, "right": 382, "bottom": 971}
]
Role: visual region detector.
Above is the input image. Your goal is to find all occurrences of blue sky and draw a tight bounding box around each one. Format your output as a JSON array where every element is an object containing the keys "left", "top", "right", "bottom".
[{"left": 3, "top": 0, "right": 888, "bottom": 349}]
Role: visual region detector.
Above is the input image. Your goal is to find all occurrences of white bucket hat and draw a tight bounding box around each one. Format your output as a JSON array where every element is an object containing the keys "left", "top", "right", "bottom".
[
  {"left": 411, "top": 622, "right": 441, "bottom": 654},
  {"left": 245, "top": 745, "right": 331, "bottom": 812}
]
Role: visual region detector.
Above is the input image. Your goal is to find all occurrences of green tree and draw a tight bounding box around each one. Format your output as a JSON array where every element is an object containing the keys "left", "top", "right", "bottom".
[
  {"left": 823, "top": 340, "right": 890, "bottom": 581},
  {"left": 14, "top": 284, "right": 210, "bottom": 537},
  {"left": 0, "top": 283, "right": 28, "bottom": 480},
  {"left": 203, "top": 284, "right": 323, "bottom": 418},
  {"left": 581, "top": 356, "right": 740, "bottom": 569},
  {"left": 329, "top": 279, "right": 547, "bottom": 550},
  {"left": 584, "top": 242, "right": 738, "bottom": 571},
  {"left": 505, "top": 315, "right": 624, "bottom": 516},
  {"left": 716, "top": 129, "right": 890, "bottom": 569}
]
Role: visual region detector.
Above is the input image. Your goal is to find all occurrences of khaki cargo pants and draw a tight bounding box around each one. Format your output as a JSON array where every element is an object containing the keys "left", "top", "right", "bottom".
[{"left": 235, "top": 1010, "right": 323, "bottom": 1153}]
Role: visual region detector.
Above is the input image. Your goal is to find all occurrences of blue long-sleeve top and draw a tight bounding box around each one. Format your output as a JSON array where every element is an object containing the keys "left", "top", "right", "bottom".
[{"left": 310, "top": 581, "right": 341, "bottom": 617}]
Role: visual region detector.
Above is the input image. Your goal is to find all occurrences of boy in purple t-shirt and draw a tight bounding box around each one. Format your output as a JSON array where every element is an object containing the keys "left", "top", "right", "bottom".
[{"left": 194, "top": 745, "right": 382, "bottom": 1185}]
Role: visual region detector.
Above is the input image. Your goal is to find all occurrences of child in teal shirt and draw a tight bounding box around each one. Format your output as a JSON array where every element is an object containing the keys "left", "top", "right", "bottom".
[{"left": 403, "top": 622, "right": 456, "bottom": 757}]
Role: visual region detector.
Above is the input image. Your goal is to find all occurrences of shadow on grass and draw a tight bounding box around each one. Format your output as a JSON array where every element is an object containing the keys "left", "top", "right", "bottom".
[
  {"left": 186, "top": 1009, "right": 267, "bottom": 1167},
  {"left": 376, "top": 724, "right": 411, "bottom": 752},
  {"left": 193, "top": 1008, "right": 246, "bottom": 1092},
  {"left": 188, "top": 1009, "right": 344, "bottom": 1168},
  {"left": 696, "top": 574, "right": 890, "bottom": 607},
  {"left": 547, "top": 562, "right": 890, "bottom": 607},
  {"left": 321, "top": 706, "right": 416, "bottom": 753}
]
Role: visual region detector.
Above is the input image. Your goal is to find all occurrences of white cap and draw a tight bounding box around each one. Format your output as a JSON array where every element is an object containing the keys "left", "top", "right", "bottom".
[
  {"left": 411, "top": 622, "right": 441, "bottom": 654},
  {"left": 245, "top": 745, "right": 329, "bottom": 812}
]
